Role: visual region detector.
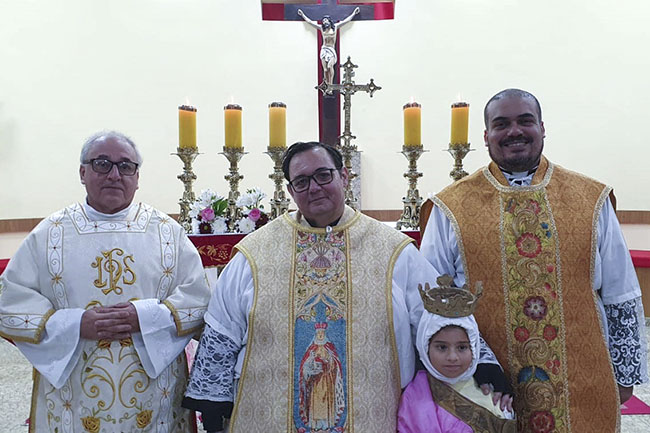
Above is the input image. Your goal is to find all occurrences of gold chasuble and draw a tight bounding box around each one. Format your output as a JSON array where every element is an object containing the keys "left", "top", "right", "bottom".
[
  {"left": 230, "top": 207, "right": 413, "bottom": 432},
  {"left": 434, "top": 157, "right": 619, "bottom": 433},
  {"left": 0, "top": 203, "right": 208, "bottom": 433}
]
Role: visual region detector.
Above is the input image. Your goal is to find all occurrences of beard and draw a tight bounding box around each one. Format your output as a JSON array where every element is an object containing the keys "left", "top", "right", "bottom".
[{"left": 488, "top": 138, "right": 544, "bottom": 172}]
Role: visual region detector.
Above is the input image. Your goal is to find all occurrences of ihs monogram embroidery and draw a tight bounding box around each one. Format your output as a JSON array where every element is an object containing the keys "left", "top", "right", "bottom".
[{"left": 91, "top": 248, "right": 136, "bottom": 295}]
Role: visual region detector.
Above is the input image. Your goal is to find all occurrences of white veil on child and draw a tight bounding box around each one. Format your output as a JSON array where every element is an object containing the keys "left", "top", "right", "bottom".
[{"left": 416, "top": 311, "right": 481, "bottom": 385}]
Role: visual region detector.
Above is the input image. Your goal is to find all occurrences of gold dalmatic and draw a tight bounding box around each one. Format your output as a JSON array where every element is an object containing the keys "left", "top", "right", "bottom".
[
  {"left": 229, "top": 207, "right": 412, "bottom": 432},
  {"left": 435, "top": 158, "right": 620, "bottom": 433}
]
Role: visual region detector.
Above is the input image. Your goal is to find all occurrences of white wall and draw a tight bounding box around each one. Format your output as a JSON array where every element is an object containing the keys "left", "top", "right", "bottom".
[{"left": 1, "top": 0, "right": 649, "bottom": 219}]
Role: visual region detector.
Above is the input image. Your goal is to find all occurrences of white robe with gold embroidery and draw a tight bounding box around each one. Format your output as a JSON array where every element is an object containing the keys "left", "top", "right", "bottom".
[
  {"left": 0, "top": 202, "right": 210, "bottom": 433},
  {"left": 188, "top": 207, "right": 437, "bottom": 432}
]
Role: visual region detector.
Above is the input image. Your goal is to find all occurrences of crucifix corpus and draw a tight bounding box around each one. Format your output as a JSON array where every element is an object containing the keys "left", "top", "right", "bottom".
[
  {"left": 261, "top": 0, "right": 395, "bottom": 145},
  {"left": 297, "top": 7, "right": 359, "bottom": 92}
]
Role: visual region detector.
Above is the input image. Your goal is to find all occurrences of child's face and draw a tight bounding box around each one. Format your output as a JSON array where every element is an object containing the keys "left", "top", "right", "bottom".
[{"left": 428, "top": 326, "right": 473, "bottom": 379}]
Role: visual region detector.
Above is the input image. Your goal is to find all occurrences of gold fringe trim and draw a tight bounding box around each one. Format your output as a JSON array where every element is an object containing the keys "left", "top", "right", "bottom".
[
  {"left": 229, "top": 243, "right": 261, "bottom": 431},
  {"left": 483, "top": 161, "right": 555, "bottom": 192},
  {"left": 385, "top": 237, "right": 415, "bottom": 391},
  {"left": 286, "top": 227, "right": 298, "bottom": 429},
  {"left": 0, "top": 308, "right": 55, "bottom": 344},
  {"left": 591, "top": 185, "right": 621, "bottom": 433},
  {"left": 161, "top": 300, "right": 204, "bottom": 337}
]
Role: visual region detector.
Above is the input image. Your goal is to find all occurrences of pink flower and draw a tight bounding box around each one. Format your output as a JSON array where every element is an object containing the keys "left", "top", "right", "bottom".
[
  {"left": 545, "top": 359, "right": 561, "bottom": 375},
  {"left": 514, "top": 326, "right": 530, "bottom": 342},
  {"left": 248, "top": 208, "right": 261, "bottom": 222},
  {"left": 516, "top": 233, "right": 542, "bottom": 258},
  {"left": 529, "top": 410, "right": 555, "bottom": 433},
  {"left": 523, "top": 296, "right": 548, "bottom": 321},
  {"left": 527, "top": 199, "right": 541, "bottom": 214},
  {"left": 543, "top": 325, "right": 557, "bottom": 341},
  {"left": 200, "top": 208, "right": 215, "bottom": 222}
]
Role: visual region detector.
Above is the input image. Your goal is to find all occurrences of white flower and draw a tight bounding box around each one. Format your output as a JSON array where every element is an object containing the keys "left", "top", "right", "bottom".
[
  {"left": 190, "top": 219, "right": 201, "bottom": 234},
  {"left": 212, "top": 217, "right": 228, "bottom": 234},
  {"left": 236, "top": 194, "right": 254, "bottom": 208},
  {"left": 197, "top": 189, "right": 213, "bottom": 205},
  {"left": 189, "top": 202, "right": 203, "bottom": 220},
  {"left": 249, "top": 187, "right": 266, "bottom": 204},
  {"left": 236, "top": 217, "right": 256, "bottom": 234}
]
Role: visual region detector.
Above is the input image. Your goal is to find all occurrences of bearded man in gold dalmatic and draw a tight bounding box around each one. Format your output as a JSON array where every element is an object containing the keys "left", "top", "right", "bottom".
[{"left": 421, "top": 89, "right": 648, "bottom": 433}]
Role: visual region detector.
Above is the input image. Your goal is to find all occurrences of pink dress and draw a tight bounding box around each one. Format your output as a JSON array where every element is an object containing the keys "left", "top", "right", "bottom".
[{"left": 397, "top": 371, "right": 472, "bottom": 433}]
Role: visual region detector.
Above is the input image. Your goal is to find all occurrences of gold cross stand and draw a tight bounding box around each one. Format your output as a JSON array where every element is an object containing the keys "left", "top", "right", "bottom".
[{"left": 319, "top": 56, "right": 381, "bottom": 209}]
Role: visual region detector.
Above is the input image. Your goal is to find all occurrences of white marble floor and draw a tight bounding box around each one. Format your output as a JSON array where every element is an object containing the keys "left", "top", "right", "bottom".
[{"left": 1, "top": 327, "right": 650, "bottom": 433}]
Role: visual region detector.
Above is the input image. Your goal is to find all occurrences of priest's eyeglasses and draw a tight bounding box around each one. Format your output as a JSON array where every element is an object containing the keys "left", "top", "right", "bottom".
[
  {"left": 85, "top": 158, "right": 139, "bottom": 176},
  {"left": 289, "top": 168, "right": 337, "bottom": 193}
]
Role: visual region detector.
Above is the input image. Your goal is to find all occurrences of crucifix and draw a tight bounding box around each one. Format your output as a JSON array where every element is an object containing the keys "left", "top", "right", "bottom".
[
  {"left": 261, "top": 0, "right": 395, "bottom": 146},
  {"left": 322, "top": 56, "right": 381, "bottom": 208}
]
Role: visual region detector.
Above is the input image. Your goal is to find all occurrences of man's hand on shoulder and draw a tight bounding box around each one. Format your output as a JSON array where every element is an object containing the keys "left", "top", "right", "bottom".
[
  {"left": 474, "top": 363, "right": 514, "bottom": 412},
  {"left": 80, "top": 302, "right": 140, "bottom": 340}
]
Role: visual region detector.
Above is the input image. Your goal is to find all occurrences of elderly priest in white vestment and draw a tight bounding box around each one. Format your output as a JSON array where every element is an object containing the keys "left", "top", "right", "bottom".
[
  {"left": 182, "top": 142, "right": 511, "bottom": 433},
  {"left": 0, "top": 131, "right": 211, "bottom": 433}
]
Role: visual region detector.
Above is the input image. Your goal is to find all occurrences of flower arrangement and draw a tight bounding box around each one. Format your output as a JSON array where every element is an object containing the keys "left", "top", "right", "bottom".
[
  {"left": 235, "top": 187, "right": 269, "bottom": 233},
  {"left": 189, "top": 188, "right": 269, "bottom": 234}
]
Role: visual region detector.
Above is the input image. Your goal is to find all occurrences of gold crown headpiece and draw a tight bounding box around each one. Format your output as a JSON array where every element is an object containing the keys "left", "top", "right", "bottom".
[{"left": 418, "top": 275, "right": 483, "bottom": 318}]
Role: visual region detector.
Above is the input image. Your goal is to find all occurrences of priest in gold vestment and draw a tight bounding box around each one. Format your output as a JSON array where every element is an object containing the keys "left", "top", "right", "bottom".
[
  {"left": 183, "top": 142, "right": 444, "bottom": 433},
  {"left": 0, "top": 131, "right": 211, "bottom": 433},
  {"left": 421, "top": 89, "right": 648, "bottom": 433}
]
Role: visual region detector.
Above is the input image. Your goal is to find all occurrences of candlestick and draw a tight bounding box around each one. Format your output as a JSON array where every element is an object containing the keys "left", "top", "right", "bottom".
[
  {"left": 172, "top": 147, "right": 199, "bottom": 233},
  {"left": 446, "top": 142, "right": 473, "bottom": 182},
  {"left": 224, "top": 104, "right": 242, "bottom": 148},
  {"left": 396, "top": 144, "right": 428, "bottom": 230},
  {"left": 220, "top": 146, "right": 247, "bottom": 231},
  {"left": 178, "top": 105, "right": 197, "bottom": 149},
  {"left": 403, "top": 102, "right": 422, "bottom": 147},
  {"left": 269, "top": 102, "right": 286, "bottom": 149},
  {"left": 450, "top": 102, "right": 469, "bottom": 147},
  {"left": 265, "top": 146, "right": 290, "bottom": 219}
]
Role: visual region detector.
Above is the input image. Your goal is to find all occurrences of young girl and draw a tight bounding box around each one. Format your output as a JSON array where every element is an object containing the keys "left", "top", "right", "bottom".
[{"left": 398, "top": 281, "right": 515, "bottom": 433}]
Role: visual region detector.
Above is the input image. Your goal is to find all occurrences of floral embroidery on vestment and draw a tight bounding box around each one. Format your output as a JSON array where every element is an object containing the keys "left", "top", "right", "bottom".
[{"left": 501, "top": 189, "right": 570, "bottom": 433}]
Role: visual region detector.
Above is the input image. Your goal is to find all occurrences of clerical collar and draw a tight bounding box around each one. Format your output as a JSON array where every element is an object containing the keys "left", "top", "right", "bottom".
[
  {"left": 83, "top": 200, "right": 134, "bottom": 221},
  {"left": 304, "top": 215, "right": 342, "bottom": 229},
  {"left": 500, "top": 166, "right": 538, "bottom": 187}
]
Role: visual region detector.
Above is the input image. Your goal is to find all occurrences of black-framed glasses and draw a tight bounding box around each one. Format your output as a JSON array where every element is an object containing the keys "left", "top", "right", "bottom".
[
  {"left": 289, "top": 168, "right": 337, "bottom": 193},
  {"left": 84, "top": 158, "right": 139, "bottom": 176}
]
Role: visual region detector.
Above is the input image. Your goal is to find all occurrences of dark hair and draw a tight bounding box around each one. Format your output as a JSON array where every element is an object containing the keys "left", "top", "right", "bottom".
[
  {"left": 282, "top": 141, "right": 343, "bottom": 181},
  {"left": 484, "top": 88, "right": 542, "bottom": 127}
]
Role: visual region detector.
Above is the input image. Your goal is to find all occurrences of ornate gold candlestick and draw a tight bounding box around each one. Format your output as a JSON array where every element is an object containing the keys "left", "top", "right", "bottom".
[
  {"left": 396, "top": 145, "right": 428, "bottom": 230},
  {"left": 446, "top": 143, "right": 473, "bottom": 182},
  {"left": 220, "top": 147, "right": 247, "bottom": 231},
  {"left": 173, "top": 147, "right": 199, "bottom": 233},
  {"left": 265, "top": 146, "right": 290, "bottom": 219}
]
